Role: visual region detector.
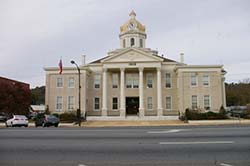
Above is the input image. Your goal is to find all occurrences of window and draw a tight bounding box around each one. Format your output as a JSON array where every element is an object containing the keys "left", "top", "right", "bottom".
[
  {"left": 68, "top": 96, "right": 74, "bottom": 110},
  {"left": 57, "top": 77, "right": 63, "bottom": 87},
  {"left": 203, "top": 75, "right": 209, "bottom": 86},
  {"left": 166, "top": 96, "right": 172, "bottom": 110},
  {"left": 191, "top": 95, "right": 198, "bottom": 109},
  {"left": 147, "top": 97, "right": 153, "bottom": 110},
  {"left": 126, "top": 73, "right": 139, "bottom": 88},
  {"left": 140, "top": 39, "right": 143, "bottom": 47},
  {"left": 68, "top": 77, "right": 75, "bottom": 88},
  {"left": 56, "top": 96, "right": 62, "bottom": 110},
  {"left": 123, "top": 39, "right": 126, "bottom": 48},
  {"left": 94, "top": 97, "right": 100, "bottom": 110},
  {"left": 165, "top": 73, "right": 171, "bottom": 88},
  {"left": 146, "top": 73, "right": 153, "bottom": 88},
  {"left": 94, "top": 75, "right": 101, "bottom": 89},
  {"left": 112, "top": 73, "right": 118, "bottom": 88},
  {"left": 191, "top": 74, "right": 197, "bottom": 86},
  {"left": 204, "top": 95, "right": 210, "bottom": 110},
  {"left": 130, "top": 38, "right": 135, "bottom": 47},
  {"left": 112, "top": 97, "right": 118, "bottom": 110}
]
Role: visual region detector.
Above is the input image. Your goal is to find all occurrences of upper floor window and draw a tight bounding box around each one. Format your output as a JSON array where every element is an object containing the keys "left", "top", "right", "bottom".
[
  {"left": 139, "top": 39, "right": 143, "bottom": 47},
  {"left": 166, "top": 96, "right": 172, "bottom": 110},
  {"left": 147, "top": 97, "right": 153, "bottom": 110},
  {"left": 112, "top": 73, "right": 118, "bottom": 88},
  {"left": 94, "top": 97, "right": 100, "bottom": 110},
  {"left": 146, "top": 73, "right": 153, "bottom": 88},
  {"left": 204, "top": 95, "right": 210, "bottom": 110},
  {"left": 56, "top": 96, "right": 62, "bottom": 110},
  {"left": 126, "top": 73, "right": 139, "bottom": 88},
  {"left": 68, "top": 96, "right": 74, "bottom": 110},
  {"left": 68, "top": 77, "right": 75, "bottom": 88},
  {"left": 57, "top": 77, "right": 63, "bottom": 87},
  {"left": 112, "top": 97, "right": 118, "bottom": 110},
  {"left": 165, "top": 73, "right": 171, "bottom": 88},
  {"left": 203, "top": 75, "right": 209, "bottom": 86},
  {"left": 130, "top": 38, "right": 135, "bottom": 47},
  {"left": 191, "top": 95, "right": 198, "bottom": 109},
  {"left": 191, "top": 74, "right": 197, "bottom": 86},
  {"left": 94, "top": 75, "right": 101, "bottom": 89}
]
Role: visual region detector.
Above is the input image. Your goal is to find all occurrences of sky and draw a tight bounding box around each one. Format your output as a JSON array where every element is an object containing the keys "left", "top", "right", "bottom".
[{"left": 0, "top": 0, "right": 250, "bottom": 88}]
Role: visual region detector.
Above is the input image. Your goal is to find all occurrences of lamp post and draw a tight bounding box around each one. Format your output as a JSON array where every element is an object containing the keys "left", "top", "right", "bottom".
[{"left": 70, "top": 60, "right": 81, "bottom": 127}]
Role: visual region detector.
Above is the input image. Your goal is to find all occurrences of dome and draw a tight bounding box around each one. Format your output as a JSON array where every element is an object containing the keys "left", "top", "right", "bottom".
[{"left": 120, "top": 11, "right": 146, "bottom": 34}]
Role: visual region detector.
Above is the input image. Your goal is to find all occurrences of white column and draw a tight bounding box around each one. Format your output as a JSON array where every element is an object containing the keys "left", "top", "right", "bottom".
[
  {"left": 120, "top": 68, "right": 125, "bottom": 117},
  {"left": 157, "top": 67, "right": 163, "bottom": 116},
  {"left": 102, "top": 68, "right": 107, "bottom": 116},
  {"left": 139, "top": 67, "right": 144, "bottom": 117}
]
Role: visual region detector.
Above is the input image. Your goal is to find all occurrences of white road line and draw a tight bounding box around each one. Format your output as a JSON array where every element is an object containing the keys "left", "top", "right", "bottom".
[
  {"left": 220, "top": 163, "right": 233, "bottom": 166},
  {"left": 148, "top": 129, "right": 188, "bottom": 134},
  {"left": 159, "top": 141, "right": 234, "bottom": 145},
  {"left": 78, "top": 164, "right": 87, "bottom": 166}
]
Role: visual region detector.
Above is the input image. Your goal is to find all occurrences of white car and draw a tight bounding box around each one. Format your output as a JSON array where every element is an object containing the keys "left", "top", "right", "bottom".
[{"left": 6, "top": 115, "right": 28, "bottom": 127}]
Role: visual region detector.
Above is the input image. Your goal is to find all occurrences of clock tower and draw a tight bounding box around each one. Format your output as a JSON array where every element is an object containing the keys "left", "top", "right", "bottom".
[{"left": 119, "top": 11, "right": 147, "bottom": 48}]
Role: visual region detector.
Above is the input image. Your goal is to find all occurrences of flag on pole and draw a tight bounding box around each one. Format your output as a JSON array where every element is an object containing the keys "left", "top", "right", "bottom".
[{"left": 58, "top": 58, "right": 63, "bottom": 74}]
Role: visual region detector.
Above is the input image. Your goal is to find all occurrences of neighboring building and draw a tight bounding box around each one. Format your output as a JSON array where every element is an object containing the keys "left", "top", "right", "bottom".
[
  {"left": 0, "top": 76, "right": 31, "bottom": 115},
  {"left": 30, "top": 105, "right": 46, "bottom": 113},
  {"left": 44, "top": 11, "right": 226, "bottom": 120}
]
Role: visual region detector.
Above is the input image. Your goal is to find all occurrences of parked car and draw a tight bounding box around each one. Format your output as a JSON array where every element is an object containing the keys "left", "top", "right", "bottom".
[
  {"left": 27, "top": 111, "right": 38, "bottom": 120},
  {"left": 35, "top": 114, "right": 59, "bottom": 127},
  {"left": 5, "top": 115, "right": 28, "bottom": 127},
  {"left": 0, "top": 112, "right": 7, "bottom": 122}
]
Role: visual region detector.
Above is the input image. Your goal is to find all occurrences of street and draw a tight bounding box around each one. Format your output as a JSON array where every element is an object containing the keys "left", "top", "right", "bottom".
[{"left": 0, "top": 125, "right": 250, "bottom": 166}]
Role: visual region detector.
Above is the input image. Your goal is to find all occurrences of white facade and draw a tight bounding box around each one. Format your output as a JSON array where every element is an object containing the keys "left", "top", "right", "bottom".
[{"left": 44, "top": 11, "right": 226, "bottom": 120}]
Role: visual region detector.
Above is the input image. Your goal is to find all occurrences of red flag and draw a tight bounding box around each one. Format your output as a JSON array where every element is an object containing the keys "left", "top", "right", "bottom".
[{"left": 58, "top": 59, "right": 62, "bottom": 74}]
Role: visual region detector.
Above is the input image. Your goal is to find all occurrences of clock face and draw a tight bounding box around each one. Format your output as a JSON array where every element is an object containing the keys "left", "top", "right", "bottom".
[{"left": 128, "top": 22, "right": 135, "bottom": 29}]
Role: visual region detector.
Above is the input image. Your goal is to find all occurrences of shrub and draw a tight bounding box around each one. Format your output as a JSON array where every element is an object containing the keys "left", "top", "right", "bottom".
[
  {"left": 59, "top": 112, "right": 77, "bottom": 123},
  {"left": 185, "top": 108, "right": 228, "bottom": 120}
]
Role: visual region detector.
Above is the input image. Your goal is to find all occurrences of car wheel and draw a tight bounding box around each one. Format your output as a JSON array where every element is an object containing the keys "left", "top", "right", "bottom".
[
  {"left": 25, "top": 125, "right": 28, "bottom": 127},
  {"left": 5, "top": 122, "right": 8, "bottom": 127},
  {"left": 55, "top": 124, "right": 58, "bottom": 127}
]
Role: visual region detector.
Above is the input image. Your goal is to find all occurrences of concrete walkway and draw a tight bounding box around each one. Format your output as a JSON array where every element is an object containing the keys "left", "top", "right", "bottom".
[{"left": 1, "top": 119, "right": 250, "bottom": 128}]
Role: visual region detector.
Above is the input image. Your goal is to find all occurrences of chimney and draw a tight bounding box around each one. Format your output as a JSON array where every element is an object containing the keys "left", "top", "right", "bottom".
[
  {"left": 82, "top": 54, "right": 86, "bottom": 65},
  {"left": 180, "top": 53, "right": 184, "bottom": 63}
]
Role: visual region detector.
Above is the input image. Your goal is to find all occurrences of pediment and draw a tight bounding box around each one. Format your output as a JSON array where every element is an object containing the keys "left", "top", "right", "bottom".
[{"left": 101, "top": 48, "right": 163, "bottom": 63}]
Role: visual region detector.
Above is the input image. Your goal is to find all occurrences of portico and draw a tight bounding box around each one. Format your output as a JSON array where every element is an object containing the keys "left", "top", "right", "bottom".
[{"left": 101, "top": 65, "right": 163, "bottom": 117}]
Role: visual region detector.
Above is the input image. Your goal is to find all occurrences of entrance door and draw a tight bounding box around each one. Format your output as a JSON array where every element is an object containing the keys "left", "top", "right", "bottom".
[{"left": 126, "top": 97, "right": 139, "bottom": 115}]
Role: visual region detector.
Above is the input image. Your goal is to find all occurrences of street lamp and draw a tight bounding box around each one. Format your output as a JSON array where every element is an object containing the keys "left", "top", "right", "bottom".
[{"left": 70, "top": 60, "right": 81, "bottom": 126}]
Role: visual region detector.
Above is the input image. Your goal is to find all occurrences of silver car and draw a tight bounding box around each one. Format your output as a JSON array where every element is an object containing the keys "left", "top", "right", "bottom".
[{"left": 5, "top": 115, "right": 28, "bottom": 127}]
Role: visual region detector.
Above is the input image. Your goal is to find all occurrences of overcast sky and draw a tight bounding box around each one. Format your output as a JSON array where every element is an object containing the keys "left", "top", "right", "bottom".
[{"left": 0, "top": 0, "right": 250, "bottom": 88}]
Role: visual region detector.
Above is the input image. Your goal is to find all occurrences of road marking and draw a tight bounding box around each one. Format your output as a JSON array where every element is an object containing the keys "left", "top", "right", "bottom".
[
  {"left": 220, "top": 163, "right": 233, "bottom": 166},
  {"left": 78, "top": 164, "right": 87, "bottom": 166},
  {"left": 148, "top": 129, "right": 188, "bottom": 134},
  {"left": 159, "top": 141, "right": 234, "bottom": 145}
]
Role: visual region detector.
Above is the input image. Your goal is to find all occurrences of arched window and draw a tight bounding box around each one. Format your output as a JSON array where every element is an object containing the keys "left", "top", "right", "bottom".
[{"left": 130, "top": 38, "right": 135, "bottom": 47}]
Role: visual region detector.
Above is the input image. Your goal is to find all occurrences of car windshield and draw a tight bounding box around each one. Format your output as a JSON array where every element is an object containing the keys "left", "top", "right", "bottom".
[
  {"left": 47, "top": 115, "right": 57, "bottom": 120},
  {"left": 14, "top": 115, "right": 27, "bottom": 119}
]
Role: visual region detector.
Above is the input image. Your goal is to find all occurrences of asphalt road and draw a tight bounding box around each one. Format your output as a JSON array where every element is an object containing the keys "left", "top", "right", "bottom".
[{"left": 0, "top": 125, "right": 250, "bottom": 166}]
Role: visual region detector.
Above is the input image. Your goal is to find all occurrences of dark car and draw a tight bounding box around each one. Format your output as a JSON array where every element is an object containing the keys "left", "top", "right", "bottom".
[
  {"left": 0, "top": 112, "right": 7, "bottom": 122},
  {"left": 35, "top": 114, "right": 59, "bottom": 127}
]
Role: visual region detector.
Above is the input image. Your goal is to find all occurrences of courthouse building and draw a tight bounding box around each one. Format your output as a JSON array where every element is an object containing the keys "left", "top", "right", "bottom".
[{"left": 44, "top": 11, "right": 226, "bottom": 120}]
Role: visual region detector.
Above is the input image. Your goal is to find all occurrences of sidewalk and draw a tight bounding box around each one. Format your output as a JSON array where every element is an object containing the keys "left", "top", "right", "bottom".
[{"left": 1, "top": 119, "right": 250, "bottom": 128}]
